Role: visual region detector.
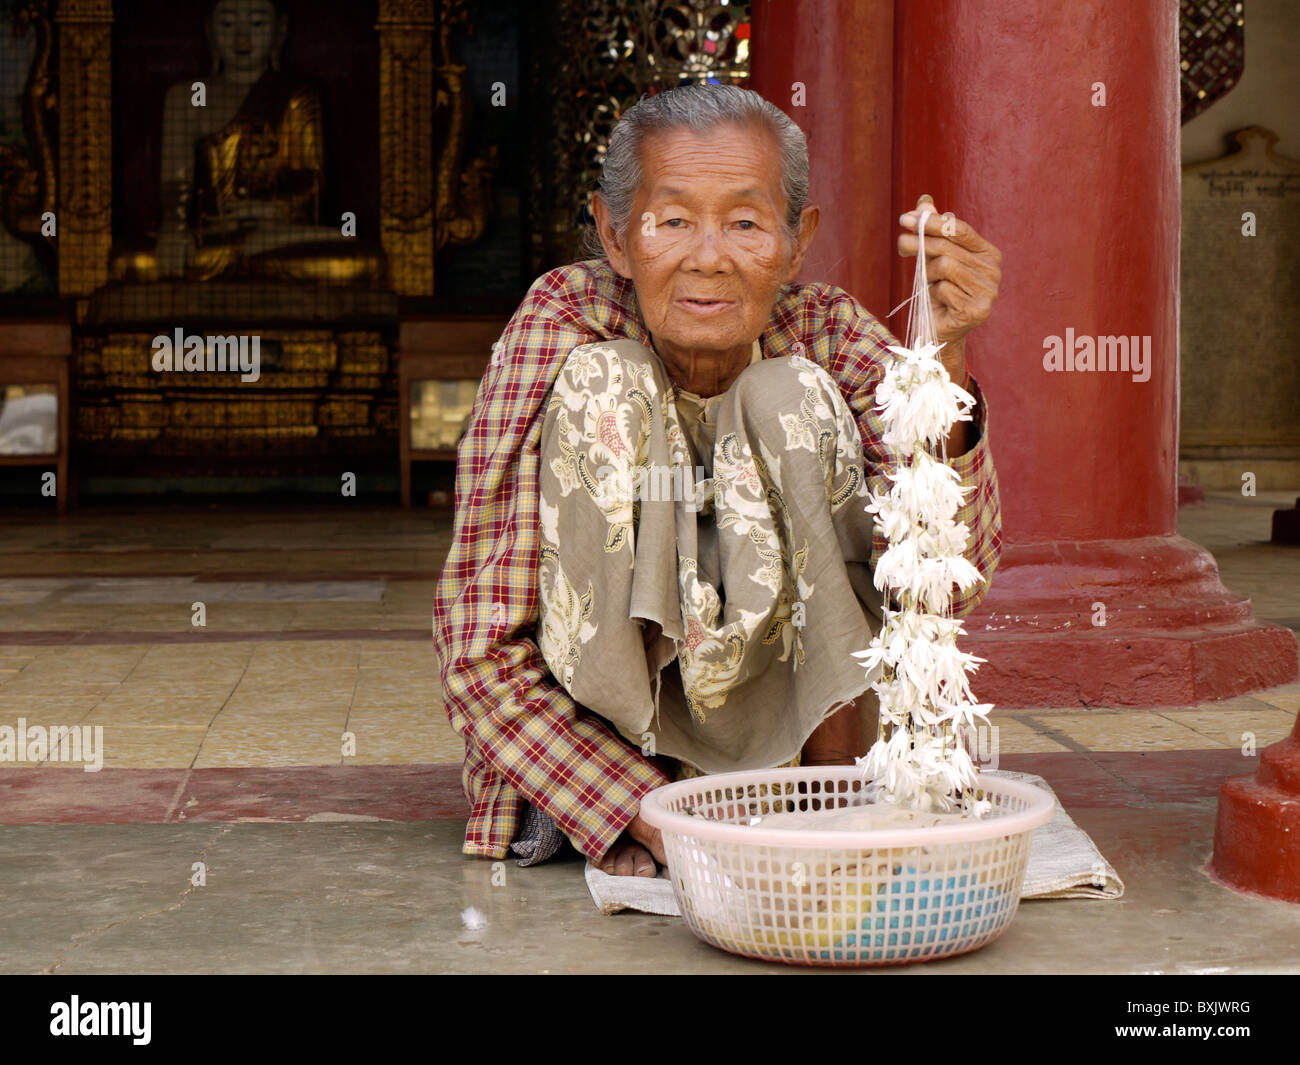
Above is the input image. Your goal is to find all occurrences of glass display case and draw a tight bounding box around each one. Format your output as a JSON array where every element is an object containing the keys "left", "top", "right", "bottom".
[
  {"left": 409, "top": 379, "right": 481, "bottom": 451},
  {"left": 0, "top": 384, "right": 58, "bottom": 456}
]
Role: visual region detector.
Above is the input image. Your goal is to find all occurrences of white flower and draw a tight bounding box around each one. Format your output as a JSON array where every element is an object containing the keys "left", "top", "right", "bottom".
[
  {"left": 851, "top": 335, "right": 993, "bottom": 816},
  {"left": 850, "top": 641, "right": 887, "bottom": 687},
  {"left": 917, "top": 516, "right": 972, "bottom": 558},
  {"left": 864, "top": 489, "right": 912, "bottom": 542}
]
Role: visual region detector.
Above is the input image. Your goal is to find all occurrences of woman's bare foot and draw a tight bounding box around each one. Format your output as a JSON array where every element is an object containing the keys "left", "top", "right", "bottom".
[
  {"left": 598, "top": 838, "right": 660, "bottom": 877},
  {"left": 597, "top": 812, "right": 667, "bottom": 877}
]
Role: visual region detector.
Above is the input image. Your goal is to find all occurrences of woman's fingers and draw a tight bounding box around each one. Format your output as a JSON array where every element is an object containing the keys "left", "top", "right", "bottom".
[
  {"left": 929, "top": 278, "right": 995, "bottom": 336},
  {"left": 898, "top": 237, "right": 998, "bottom": 304},
  {"left": 895, "top": 198, "right": 1001, "bottom": 346},
  {"left": 923, "top": 253, "right": 996, "bottom": 303},
  {"left": 899, "top": 204, "right": 997, "bottom": 255},
  {"left": 897, "top": 232, "right": 1001, "bottom": 285},
  {"left": 898, "top": 209, "right": 1001, "bottom": 276},
  {"left": 897, "top": 230, "right": 980, "bottom": 260}
]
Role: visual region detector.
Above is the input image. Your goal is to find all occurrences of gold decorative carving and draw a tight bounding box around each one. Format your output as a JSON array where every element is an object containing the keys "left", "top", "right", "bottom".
[
  {"left": 377, "top": 0, "right": 497, "bottom": 296},
  {"left": 527, "top": 0, "right": 750, "bottom": 272},
  {"left": 51, "top": 0, "right": 113, "bottom": 19},
  {"left": 378, "top": 0, "right": 435, "bottom": 25},
  {"left": 435, "top": 0, "right": 498, "bottom": 251},
  {"left": 74, "top": 327, "right": 395, "bottom": 455},
  {"left": 378, "top": 0, "right": 436, "bottom": 296},
  {"left": 55, "top": 0, "right": 113, "bottom": 298}
]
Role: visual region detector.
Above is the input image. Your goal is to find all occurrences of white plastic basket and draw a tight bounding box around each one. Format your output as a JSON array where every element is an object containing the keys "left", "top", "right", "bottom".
[{"left": 639, "top": 767, "right": 1055, "bottom": 967}]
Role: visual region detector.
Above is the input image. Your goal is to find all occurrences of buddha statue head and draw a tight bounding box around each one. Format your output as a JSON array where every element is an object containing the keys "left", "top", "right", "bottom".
[{"left": 205, "top": 0, "right": 288, "bottom": 81}]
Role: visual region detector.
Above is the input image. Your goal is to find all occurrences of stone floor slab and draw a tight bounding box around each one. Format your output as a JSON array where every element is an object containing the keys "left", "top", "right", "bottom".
[{"left": 0, "top": 812, "right": 1294, "bottom": 975}]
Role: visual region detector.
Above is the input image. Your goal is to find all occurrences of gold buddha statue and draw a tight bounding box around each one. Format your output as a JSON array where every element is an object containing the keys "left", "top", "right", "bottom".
[{"left": 111, "top": 0, "right": 385, "bottom": 287}]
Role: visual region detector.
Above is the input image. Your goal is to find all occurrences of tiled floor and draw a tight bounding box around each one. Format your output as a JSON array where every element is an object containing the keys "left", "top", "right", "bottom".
[{"left": 0, "top": 494, "right": 1297, "bottom": 973}]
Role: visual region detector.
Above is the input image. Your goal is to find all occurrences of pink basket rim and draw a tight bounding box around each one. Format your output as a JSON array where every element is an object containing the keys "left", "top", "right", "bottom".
[{"left": 639, "top": 767, "right": 1055, "bottom": 849}]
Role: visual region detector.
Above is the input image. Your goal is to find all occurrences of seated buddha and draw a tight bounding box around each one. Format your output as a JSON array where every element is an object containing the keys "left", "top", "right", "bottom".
[{"left": 111, "top": 0, "right": 385, "bottom": 287}]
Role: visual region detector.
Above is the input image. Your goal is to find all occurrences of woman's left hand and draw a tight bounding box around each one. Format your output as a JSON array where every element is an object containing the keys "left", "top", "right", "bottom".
[{"left": 897, "top": 195, "right": 1002, "bottom": 375}]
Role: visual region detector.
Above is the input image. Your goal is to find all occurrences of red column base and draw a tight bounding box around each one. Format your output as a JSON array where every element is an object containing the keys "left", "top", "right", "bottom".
[
  {"left": 960, "top": 535, "right": 1299, "bottom": 708},
  {"left": 1211, "top": 721, "right": 1300, "bottom": 902}
]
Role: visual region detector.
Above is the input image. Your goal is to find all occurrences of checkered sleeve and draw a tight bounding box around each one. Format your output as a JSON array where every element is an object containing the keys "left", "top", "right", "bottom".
[
  {"left": 432, "top": 266, "right": 670, "bottom": 864},
  {"left": 943, "top": 370, "right": 1002, "bottom": 617},
  {"left": 781, "top": 284, "right": 1002, "bottom": 619}
]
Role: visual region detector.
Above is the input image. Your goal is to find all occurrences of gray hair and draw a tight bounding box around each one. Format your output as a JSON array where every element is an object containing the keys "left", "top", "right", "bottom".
[{"left": 584, "top": 83, "right": 809, "bottom": 258}]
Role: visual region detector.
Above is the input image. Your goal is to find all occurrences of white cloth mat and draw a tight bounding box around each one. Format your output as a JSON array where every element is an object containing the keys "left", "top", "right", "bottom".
[{"left": 584, "top": 769, "right": 1123, "bottom": 915}]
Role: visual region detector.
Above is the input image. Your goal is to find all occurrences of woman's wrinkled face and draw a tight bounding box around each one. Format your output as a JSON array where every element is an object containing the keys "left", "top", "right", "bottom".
[
  {"left": 210, "top": 0, "right": 281, "bottom": 75},
  {"left": 597, "top": 121, "right": 818, "bottom": 366}
]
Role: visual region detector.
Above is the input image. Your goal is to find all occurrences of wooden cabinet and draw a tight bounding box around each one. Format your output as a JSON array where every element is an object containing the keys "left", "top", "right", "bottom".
[
  {"left": 398, "top": 317, "right": 505, "bottom": 506},
  {"left": 0, "top": 323, "right": 72, "bottom": 512}
]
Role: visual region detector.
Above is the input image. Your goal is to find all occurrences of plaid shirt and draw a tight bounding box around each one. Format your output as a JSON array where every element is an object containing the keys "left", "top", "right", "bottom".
[{"left": 432, "top": 258, "right": 1003, "bottom": 863}]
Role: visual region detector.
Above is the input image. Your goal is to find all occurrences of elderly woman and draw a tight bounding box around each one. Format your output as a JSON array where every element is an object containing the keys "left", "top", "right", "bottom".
[{"left": 432, "top": 83, "right": 1003, "bottom": 878}]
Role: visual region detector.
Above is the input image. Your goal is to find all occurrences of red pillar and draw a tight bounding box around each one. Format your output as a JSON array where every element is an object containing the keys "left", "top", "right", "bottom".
[
  {"left": 889, "top": 0, "right": 1296, "bottom": 707},
  {"left": 749, "top": 0, "right": 895, "bottom": 313},
  {"left": 752, "top": 0, "right": 1295, "bottom": 704},
  {"left": 752, "top": 0, "right": 1299, "bottom": 901}
]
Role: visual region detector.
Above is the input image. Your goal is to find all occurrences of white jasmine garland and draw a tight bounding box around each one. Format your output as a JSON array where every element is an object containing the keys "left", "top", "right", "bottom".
[{"left": 851, "top": 209, "right": 993, "bottom": 818}]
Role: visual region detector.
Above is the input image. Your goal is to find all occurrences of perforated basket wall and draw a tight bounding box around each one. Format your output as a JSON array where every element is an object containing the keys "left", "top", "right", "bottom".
[{"left": 640, "top": 767, "right": 1054, "bottom": 967}]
